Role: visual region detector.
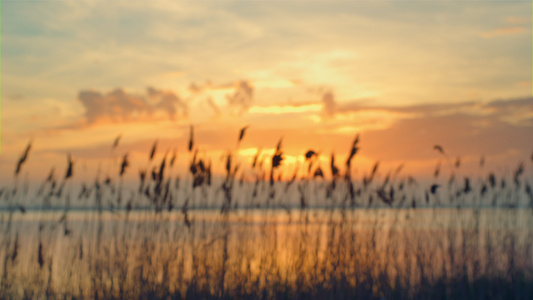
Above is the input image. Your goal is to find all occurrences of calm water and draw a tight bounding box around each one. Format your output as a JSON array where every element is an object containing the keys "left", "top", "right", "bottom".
[{"left": 1, "top": 207, "right": 532, "bottom": 297}]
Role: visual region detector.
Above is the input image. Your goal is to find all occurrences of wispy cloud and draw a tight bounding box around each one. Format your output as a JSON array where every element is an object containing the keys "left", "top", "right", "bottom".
[
  {"left": 505, "top": 16, "right": 530, "bottom": 25},
  {"left": 249, "top": 103, "right": 321, "bottom": 115},
  {"left": 481, "top": 26, "right": 526, "bottom": 38},
  {"left": 321, "top": 91, "right": 336, "bottom": 117},
  {"left": 515, "top": 81, "right": 531, "bottom": 87},
  {"left": 206, "top": 96, "right": 221, "bottom": 116},
  {"left": 225, "top": 80, "right": 254, "bottom": 114}
]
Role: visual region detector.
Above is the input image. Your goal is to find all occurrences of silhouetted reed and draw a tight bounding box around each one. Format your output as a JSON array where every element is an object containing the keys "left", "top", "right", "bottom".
[{"left": 0, "top": 130, "right": 532, "bottom": 299}]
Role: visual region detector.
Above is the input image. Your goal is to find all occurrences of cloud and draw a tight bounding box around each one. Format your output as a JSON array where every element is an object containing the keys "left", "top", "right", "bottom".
[
  {"left": 316, "top": 90, "right": 378, "bottom": 117},
  {"left": 249, "top": 103, "right": 321, "bottom": 115},
  {"left": 206, "top": 96, "right": 221, "bottom": 116},
  {"left": 188, "top": 82, "right": 204, "bottom": 94},
  {"left": 321, "top": 91, "right": 336, "bottom": 117},
  {"left": 186, "top": 79, "right": 259, "bottom": 117},
  {"left": 315, "top": 86, "right": 531, "bottom": 124},
  {"left": 295, "top": 90, "right": 533, "bottom": 161},
  {"left": 225, "top": 80, "right": 254, "bottom": 114},
  {"left": 505, "top": 16, "right": 530, "bottom": 25},
  {"left": 481, "top": 26, "right": 526, "bottom": 38},
  {"left": 515, "top": 81, "right": 531, "bottom": 87},
  {"left": 78, "top": 87, "right": 187, "bottom": 124},
  {"left": 148, "top": 86, "right": 188, "bottom": 118},
  {"left": 361, "top": 101, "right": 533, "bottom": 162},
  {"left": 485, "top": 97, "right": 532, "bottom": 111}
]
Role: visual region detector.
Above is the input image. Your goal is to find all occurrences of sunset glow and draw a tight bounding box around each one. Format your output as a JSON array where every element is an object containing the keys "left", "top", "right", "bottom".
[{"left": 1, "top": 0, "right": 531, "bottom": 182}]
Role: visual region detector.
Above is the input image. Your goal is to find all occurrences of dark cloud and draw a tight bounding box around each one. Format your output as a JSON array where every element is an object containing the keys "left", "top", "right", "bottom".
[
  {"left": 188, "top": 80, "right": 256, "bottom": 115},
  {"left": 335, "top": 96, "right": 532, "bottom": 161},
  {"left": 321, "top": 91, "right": 336, "bottom": 117},
  {"left": 225, "top": 80, "right": 254, "bottom": 114},
  {"left": 362, "top": 110, "right": 532, "bottom": 162},
  {"left": 39, "top": 94, "right": 532, "bottom": 178},
  {"left": 316, "top": 90, "right": 377, "bottom": 117},
  {"left": 321, "top": 91, "right": 532, "bottom": 123},
  {"left": 148, "top": 87, "right": 188, "bottom": 118},
  {"left": 78, "top": 87, "right": 187, "bottom": 124},
  {"left": 485, "top": 97, "right": 533, "bottom": 111}
]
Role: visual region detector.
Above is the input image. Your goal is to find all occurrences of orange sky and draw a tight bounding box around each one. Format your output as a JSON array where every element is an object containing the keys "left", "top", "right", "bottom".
[{"left": 1, "top": 1, "right": 532, "bottom": 183}]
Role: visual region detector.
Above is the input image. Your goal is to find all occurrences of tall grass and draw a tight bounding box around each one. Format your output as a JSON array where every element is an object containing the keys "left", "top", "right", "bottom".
[{"left": 0, "top": 129, "right": 532, "bottom": 299}]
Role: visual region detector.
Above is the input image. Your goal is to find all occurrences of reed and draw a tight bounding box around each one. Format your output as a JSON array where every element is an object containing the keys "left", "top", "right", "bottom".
[{"left": 0, "top": 130, "right": 532, "bottom": 299}]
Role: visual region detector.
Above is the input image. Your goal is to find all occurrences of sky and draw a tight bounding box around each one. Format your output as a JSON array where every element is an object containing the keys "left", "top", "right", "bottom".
[{"left": 1, "top": 0, "right": 532, "bottom": 183}]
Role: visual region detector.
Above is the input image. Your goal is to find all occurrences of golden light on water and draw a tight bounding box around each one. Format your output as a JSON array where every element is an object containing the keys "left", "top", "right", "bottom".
[{"left": 2, "top": 209, "right": 532, "bottom": 298}]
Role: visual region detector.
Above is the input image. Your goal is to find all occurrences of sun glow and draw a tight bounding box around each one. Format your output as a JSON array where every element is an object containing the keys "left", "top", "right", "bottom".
[{"left": 249, "top": 104, "right": 322, "bottom": 115}]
